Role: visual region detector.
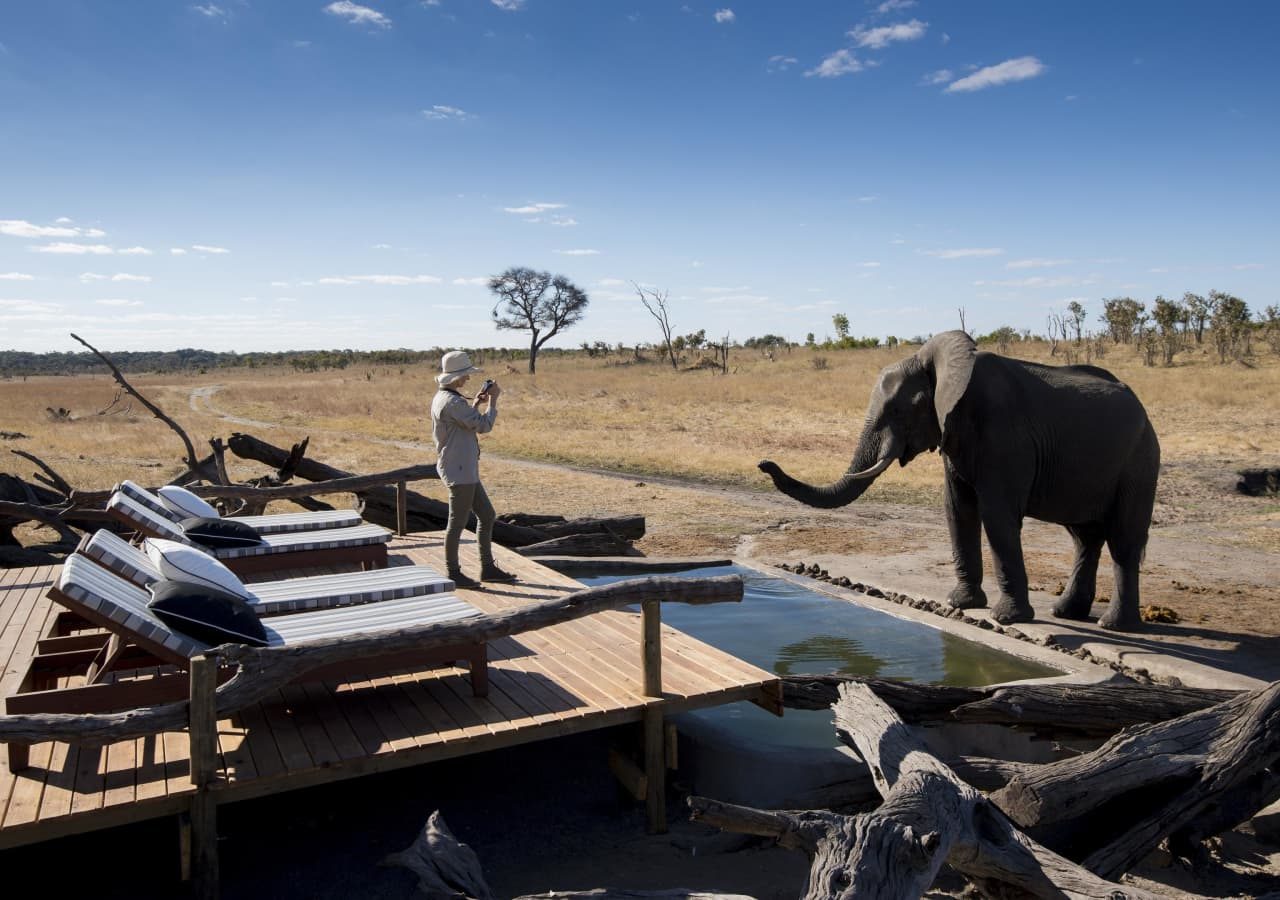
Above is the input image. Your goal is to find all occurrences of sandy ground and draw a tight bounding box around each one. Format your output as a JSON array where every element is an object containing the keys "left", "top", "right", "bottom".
[{"left": 4, "top": 392, "right": 1279, "bottom": 898}]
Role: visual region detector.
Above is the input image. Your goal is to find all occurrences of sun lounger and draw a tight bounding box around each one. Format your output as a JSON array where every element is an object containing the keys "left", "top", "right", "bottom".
[
  {"left": 77, "top": 530, "right": 455, "bottom": 615},
  {"left": 106, "top": 490, "right": 391, "bottom": 574},
  {"left": 117, "top": 479, "right": 363, "bottom": 534},
  {"left": 6, "top": 556, "right": 488, "bottom": 768}
]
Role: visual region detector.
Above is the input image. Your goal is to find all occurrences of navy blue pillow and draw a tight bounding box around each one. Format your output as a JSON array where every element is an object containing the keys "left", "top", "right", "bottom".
[
  {"left": 180, "top": 516, "right": 264, "bottom": 549},
  {"left": 148, "top": 580, "right": 269, "bottom": 647}
]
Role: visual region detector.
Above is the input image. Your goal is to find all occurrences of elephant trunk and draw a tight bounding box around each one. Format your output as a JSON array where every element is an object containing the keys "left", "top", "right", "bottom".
[{"left": 758, "top": 427, "right": 898, "bottom": 510}]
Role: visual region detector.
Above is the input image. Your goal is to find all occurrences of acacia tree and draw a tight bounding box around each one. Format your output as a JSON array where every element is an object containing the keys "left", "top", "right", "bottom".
[{"left": 489, "top": 267, "right": 589, "bottom": 374}]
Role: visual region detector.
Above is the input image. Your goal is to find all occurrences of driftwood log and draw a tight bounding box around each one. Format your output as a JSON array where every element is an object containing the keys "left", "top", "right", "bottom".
[
  {"left": 383, "top": 811, "right": 755, "bottom": 900},
  {"left": 782, "top": 674, "right": 1240, "bottom": 737},
  {"left": 691, "top": 682, "right": 1157, "bottom": 900},
  {"left": 992, "top": 679, "right": 1280, "bottom": 878},
  {"left": 0, "top": 574, "right": 741, "bottom": 748}
]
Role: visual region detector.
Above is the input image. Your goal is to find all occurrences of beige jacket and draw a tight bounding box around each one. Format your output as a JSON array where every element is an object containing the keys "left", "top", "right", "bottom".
[{"left": 431, "top": 389, "right": 498, "bottom": 486}]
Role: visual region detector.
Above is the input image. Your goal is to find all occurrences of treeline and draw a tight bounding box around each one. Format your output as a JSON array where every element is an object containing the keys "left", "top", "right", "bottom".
[{"left": 0, "top": 347, "right": 448, "bottom": 377}]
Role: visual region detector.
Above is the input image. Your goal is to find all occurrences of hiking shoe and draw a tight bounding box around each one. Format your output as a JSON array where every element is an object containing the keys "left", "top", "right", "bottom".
[
  {"left": 480, "top": 564, "right": 517, "bottom": 584},
  {"left": 448, "top": 570, "right": 481, "bottom": 589}
]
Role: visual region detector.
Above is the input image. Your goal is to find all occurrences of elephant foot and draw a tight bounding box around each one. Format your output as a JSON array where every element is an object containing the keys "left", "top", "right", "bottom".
[
  {"left": 991, "top": 596, "right": 1034, "bottom": 625},
  {"left": 947, "top": 584, "right": 987, "bottom": 610},
  {"left": 1051, "top": 591, "right": 1094, "bottom": 621},
  {"left": 1098, "top": 606, "right": 1143, "bottom": 631}
]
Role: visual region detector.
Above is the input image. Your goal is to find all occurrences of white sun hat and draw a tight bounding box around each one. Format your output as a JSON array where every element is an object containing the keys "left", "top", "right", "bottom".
[{"left": 436, "top": 350, "right": 483, "bottom": 386}]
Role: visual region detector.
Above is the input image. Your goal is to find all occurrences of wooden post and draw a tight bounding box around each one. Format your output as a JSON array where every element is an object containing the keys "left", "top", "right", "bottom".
[
  {"left": 187, "top": 654, "right": 220, "bottom": 900},
  {"left": 396, "top": 480, "right": 408, "bottom": 536},
  {"left": 641, "top": 599, "right": 666, "bottom": 834}
]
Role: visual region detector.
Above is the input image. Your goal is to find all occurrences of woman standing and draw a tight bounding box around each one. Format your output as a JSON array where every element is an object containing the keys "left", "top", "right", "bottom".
[{"left": 431, "top": 350, "right": 515, "bottom": 587}]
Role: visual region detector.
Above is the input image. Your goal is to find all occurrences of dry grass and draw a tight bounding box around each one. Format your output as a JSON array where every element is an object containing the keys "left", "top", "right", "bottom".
[{"left": 3, "top": 339, "right": 1277, "bottom": 550}]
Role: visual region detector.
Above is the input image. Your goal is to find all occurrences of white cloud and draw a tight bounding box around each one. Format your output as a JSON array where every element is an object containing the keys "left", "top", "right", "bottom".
[
  {"left": 491, "top": 0, "right": 525, "bottom": 10},
  {"left": 919, "top": 68, "right": 953, "bottom": 86},
  {"left": 112, "top": 272, "right": 152, "bottom": 282},
  {"left": 714, "top": 9, "right": 735, "bottom": 24},
  {"left": 293, "top": 39, "right": 313, "bottom": 48},
  {"left": 95, "top": 298, "right": 144, "bottom": 307},
  {"left": 850, "top": 19, "right": 927, "bottom": 49},
  {"left": 372, "top": 243, "right": 393, "bottom": 249},
  {"left": 423, "top": 105, "right": 472, "bottom": 120},
  {"left": 921, "top": 247, "right": 1004, "bottom": 259},
  {"left": 79, "top": 273, "right": 107, "bottom": 282},
  {"left": 324, "top": 1, "right": 391, "bottom": 29},
  {"left": 859, "top": 261, "right": 881, "bottom": 268},
  {"left": 876, "top": 0, "right": 916, "bottom": 13},
  {"left": 33, "top": 242, "right": 114, "bottom": 255},
  {"left": 191, "top": 244, "right": 229, "bottom": 254},
  {"left": 554, "top": 249, "right": 600, "bottom": 256},
  {"left": 945, "top": 56, "right": 1046, "bottom": 93},
  {"left": 452, "top": 277, "right": 489, "bottom": 286},
  {"left": 118, "top": 246, "right": 154, "bottom": 256},
  {"left": 0, "top": 272, "right": 34, "bottom": 281},
  {"left": 503, "top": 202, "right": 566, "bottom": 215},
  {"left": 1, "top": 219, "right": 87, "bottom": 239},
  {"left": 192, "top": 4, "right": 228, "bottom": 18},
  {"left": 319, "top": 274, "right": 443, "bottom": 285},
  {"left": 805, "top": 49, "right": 866, "bottom": 78},
  {"left": 54, "top": 217, "right": 74, "bottom": 225},
  {"left": 170, "top": 247, "right": 188, "bottom": 255},
  {"left": 940, "top": 32, "right": 950, "bottom": 44},
  {"left": 857, "top": 195, "right": 879, "bottom": 203},
  {"left": 1006, "top": 258, "right": 1072, "bottom": 269},
  {"left": 767, "top": 54, "right": 798, "bottom": 72},
  {"left": 1233, "top": 262, "right": 1264, "bottom": 270},
  {"left": 546, "top": 216, "right": 578, "bottom": 227}
]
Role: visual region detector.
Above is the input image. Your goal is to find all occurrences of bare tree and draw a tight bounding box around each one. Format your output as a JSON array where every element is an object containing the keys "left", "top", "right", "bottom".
[
  {"left": 957, "top": 306, "right": 968, "bottom": 333},
  {"left": 489, "top": 267, "right": 589, "bottom": 374},
  {"left": 635, "top": 283, "right": 678, "bottom": 370}
]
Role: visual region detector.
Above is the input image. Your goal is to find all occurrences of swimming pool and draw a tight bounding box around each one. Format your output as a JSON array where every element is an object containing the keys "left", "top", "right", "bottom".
[{"left": 578, "top": 563, "right": 1063, "bottom": 750}]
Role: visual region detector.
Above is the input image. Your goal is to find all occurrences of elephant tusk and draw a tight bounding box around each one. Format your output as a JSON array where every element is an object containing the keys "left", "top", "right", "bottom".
[{"left": 847, "top": 455, "right": 895, "bottom": 481}]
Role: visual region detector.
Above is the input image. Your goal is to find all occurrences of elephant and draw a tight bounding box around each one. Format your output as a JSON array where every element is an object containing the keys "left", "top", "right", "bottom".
[{"left": 758, "top": 331, "right": 1160, "bottom": 630}]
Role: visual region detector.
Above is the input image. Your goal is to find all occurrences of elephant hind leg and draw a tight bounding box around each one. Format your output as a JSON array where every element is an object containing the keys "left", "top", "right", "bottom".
[
  {"left": 1100, "top": 426, "right": 1158, "bottom": 631},
  {"left": 1052, "top": 523, "right": 1105, "bottom": 621}
]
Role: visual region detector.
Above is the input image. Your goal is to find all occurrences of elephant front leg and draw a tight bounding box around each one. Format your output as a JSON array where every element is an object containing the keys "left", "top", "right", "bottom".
[
  {"left": 944, "top": 466, "right": 987, "bottom": 610},
  {"left": 1100, "top": 539, "right": 1145, "bottom": 631},
  {"left": 1052, "top": 524, "right": 1104, "bottom": 620},
  {"left": 980, "top": 508, "right": 1034, "bottom": 624}
]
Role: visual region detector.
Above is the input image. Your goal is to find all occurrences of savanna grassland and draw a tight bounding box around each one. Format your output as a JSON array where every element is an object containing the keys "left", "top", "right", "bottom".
[{"left": 3, "top": 338, "right": 1279, "bottom": 636}]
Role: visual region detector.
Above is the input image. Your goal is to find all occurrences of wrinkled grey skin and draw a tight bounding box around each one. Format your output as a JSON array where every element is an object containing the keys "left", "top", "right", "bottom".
[{"left": 758, "top": 331, "right": 1160, "bottom": 630}]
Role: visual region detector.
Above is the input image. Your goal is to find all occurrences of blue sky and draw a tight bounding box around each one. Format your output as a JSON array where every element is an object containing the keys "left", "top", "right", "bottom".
[{"left": 1, "top": 1, "right": 1276, "bottom": 353}]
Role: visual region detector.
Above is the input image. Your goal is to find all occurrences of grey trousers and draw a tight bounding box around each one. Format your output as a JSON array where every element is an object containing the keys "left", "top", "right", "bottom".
[{"left": 444, "top": 480, "right": 496, "bottom": 574}]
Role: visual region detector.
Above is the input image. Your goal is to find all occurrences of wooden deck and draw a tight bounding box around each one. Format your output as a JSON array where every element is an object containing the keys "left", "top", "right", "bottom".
[{"left": 0, "top": 534, "right": 779, "bottom": 851}]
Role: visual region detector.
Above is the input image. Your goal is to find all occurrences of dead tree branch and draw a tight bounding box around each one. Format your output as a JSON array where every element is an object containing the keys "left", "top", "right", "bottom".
[
  {"left": 9, "top": 449, "right": 74, "bottom": 497},
  {"left": 69, "top": 332, "right": 205, "bottom": 475}
]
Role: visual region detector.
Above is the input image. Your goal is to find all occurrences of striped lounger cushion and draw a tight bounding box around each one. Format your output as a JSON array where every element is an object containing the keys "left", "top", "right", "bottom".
[
  {"left": 108, "top": 492, "right": 391, "bottom": 558},
  {"left": 56, "top": 555, "right": 482, "bottom": 656},
  {"left": 117, "top": 480, "right": 362, "bottom": 534},
  {"left": 82, "top": 530, "right": 455, "bottom": 615}
]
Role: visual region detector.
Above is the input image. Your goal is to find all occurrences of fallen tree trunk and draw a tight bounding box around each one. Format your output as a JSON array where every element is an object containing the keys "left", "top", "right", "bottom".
[
  {"left": 0, "top": 574, "right": 742, "bottom": 748},
  {"left": 991, "top": 679, "right": 1280, "bottom": 878},
  {"left": 690, "top": 681, "right": 1155, "bottom": 899},
  {"left": 516, "top": 531, "right": 637, "bottom": 557},
  {"left": 535, "top": 515, "right": 646, "bottom": 541},
  {"left": 782, "top": 674, "right": 1240, "bottom": 737}
]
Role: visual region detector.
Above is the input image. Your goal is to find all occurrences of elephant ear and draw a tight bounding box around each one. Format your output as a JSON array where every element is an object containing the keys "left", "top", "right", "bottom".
[{"left": 919, "top": 330, "right": 976, "bottom": 434}]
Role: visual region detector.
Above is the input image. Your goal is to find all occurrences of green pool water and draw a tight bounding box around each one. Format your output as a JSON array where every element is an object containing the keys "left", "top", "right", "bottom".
[{"left": 578, "top": 564, "right": 1063, "bottom": 749}]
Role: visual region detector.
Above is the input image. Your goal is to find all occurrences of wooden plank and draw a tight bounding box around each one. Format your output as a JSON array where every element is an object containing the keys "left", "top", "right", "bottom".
[
  {"left": 232, "top": 703, "right": 285, "bottom": 780},
  {"left": 257, "top": 689, "right": 317, "bottom": 774},
  {"left": 101, "top": 737, "right": 138, "bottom": 813},
  {"left": 299, "top": 682, "right": 366, "bottom": 762},
  {"left": 276, "top": 684, "right": 340, "bottom": 769}
]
